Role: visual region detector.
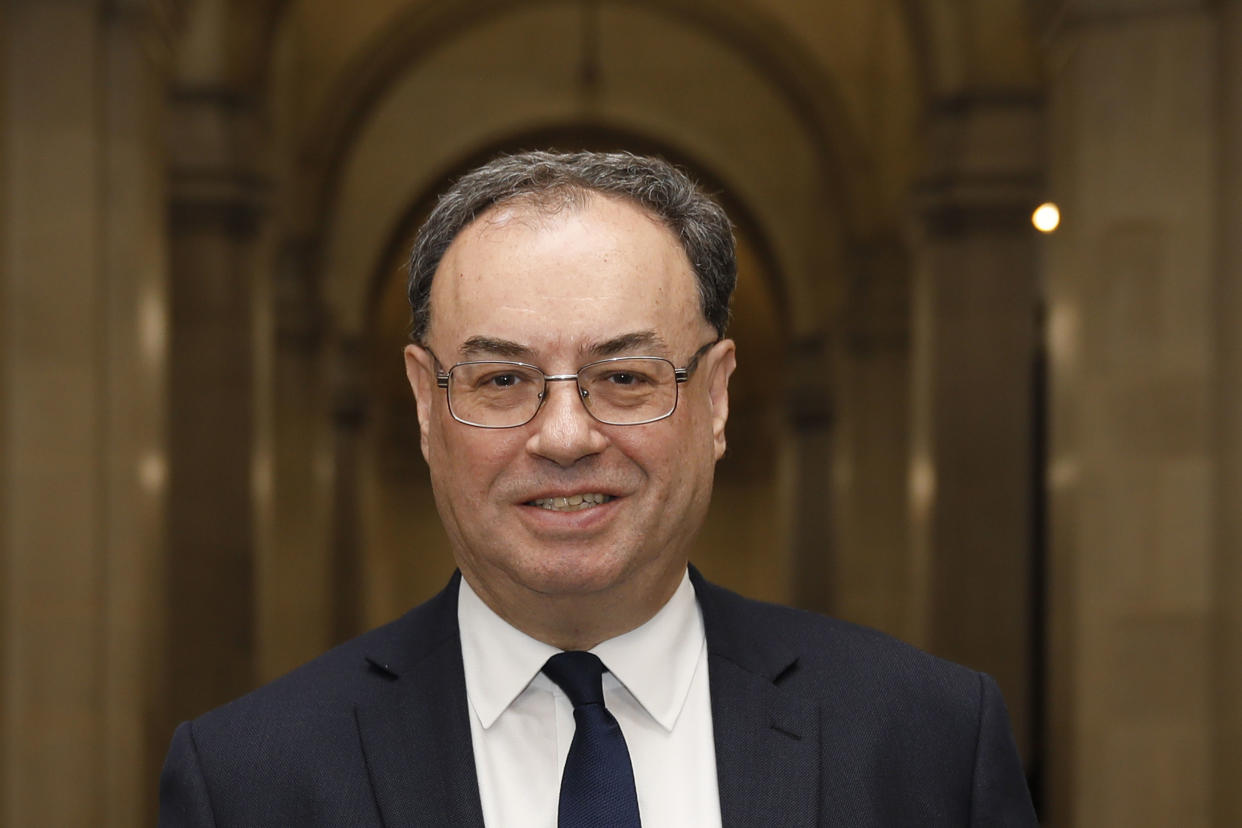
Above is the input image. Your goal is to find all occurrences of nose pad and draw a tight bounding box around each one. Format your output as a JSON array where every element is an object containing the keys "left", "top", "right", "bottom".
[
  {"left": 538, "top": 379, "right": 593, "bottom": 423},
  {"left": 526, "top": 379, "right": 606, "bottom": 464}
]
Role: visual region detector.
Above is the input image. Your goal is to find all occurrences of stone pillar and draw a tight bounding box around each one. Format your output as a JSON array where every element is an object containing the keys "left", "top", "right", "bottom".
[
  {"left": 255, "top": 239, "right": 334, "bottom": 683},
  {"left": 1215, "top": 2, "right": 1242, "bottom": 824},
  {"left": 328, "top": 336, "right": 367, "bottom": 642},
  {"left": 785, "top": 336, "right": 835, "bottom": 614},
  {"left": 162, "top": 84, "right": 266, "bottom": 732},
  {"left": 1043, "top": 3, "right": 1217, "bottom": 825},
  {"left": 101, "top": 9, "right": 175, "bottom": 824},
  {"left": 0, "top": 5, "right": 8, "bottom": 813},
  {"left": 909, "top": 95, "right": 1043, "bottom": 765},
  {"left": 831, "top": 240, "right": 913, "bottom": 641},
  {"left": 2, "top": 2, "right": 171, "bottom": 825}
]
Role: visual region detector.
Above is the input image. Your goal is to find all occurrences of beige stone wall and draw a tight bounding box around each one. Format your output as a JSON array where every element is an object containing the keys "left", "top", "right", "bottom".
[
  {"left": 1215, "top": 2, "right": 1242, "bottom": 825},
  {"left": 2, "top": 2, "right": 171, "bottom": 825},
  {"left": 1043, "top": 3, "right": 1222, "bottom": 824}
]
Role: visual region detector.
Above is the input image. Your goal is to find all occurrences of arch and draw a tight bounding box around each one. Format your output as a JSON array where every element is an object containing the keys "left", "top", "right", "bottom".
[
  {"left": 312, "top": 0, "right": 862, "bottom": 340},
  {"left": 289, "top": 0, "right": 878, "bottom": 244}
]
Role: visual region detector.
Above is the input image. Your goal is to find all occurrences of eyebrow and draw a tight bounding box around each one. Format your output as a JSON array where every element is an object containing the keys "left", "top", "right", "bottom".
[
  {"left": 459, "top": 336, "right": 531, "bottom": 360},
  {"left": 587, "top": 331, "right": 668, "bottom": 358},
  {"left": 456, "top": 330, "right": 669, "bottom": 362}
]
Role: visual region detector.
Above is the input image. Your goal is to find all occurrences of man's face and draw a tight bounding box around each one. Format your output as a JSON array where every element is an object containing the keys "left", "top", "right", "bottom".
[{"left": 404, "top": 194, "right": 735, "bottom": 614}]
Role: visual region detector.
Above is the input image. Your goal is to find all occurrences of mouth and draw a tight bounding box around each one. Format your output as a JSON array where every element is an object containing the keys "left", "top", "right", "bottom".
[{"left": 525, "top": 493, "right": 615, "bottom": 512}]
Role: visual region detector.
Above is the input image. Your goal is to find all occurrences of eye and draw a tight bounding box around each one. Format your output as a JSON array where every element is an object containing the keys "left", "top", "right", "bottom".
[
  {"left": 459, "top": 365, "right": 537, "bottom": 392},
  {"left": 472, "top": 370, "right": 530, "bottom": 392},
  {"left": 488, "top": 372, "right": 521, "bottom": 388},
  {"left": 602, "top": 369, "right": 656, "bottom": 387}
]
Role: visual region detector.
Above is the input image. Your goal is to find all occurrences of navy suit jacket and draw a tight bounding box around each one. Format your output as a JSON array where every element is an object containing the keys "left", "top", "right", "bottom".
[{"left": 160, "top": 568, "right": 1038, "bottom": 826}]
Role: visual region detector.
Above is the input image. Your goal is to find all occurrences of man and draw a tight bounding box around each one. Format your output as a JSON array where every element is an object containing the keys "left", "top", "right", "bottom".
[{"left": 160, "top": 151, "right": 1038, "bottom": 826}]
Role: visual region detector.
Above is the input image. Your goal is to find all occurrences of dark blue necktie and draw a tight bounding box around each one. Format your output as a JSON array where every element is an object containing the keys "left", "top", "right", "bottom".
[{"left": 542, "top": 651, "right": 642, "bottom": 827}]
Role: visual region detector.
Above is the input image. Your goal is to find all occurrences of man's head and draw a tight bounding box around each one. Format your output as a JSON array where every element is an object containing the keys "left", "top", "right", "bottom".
[
  {"left": 403, "top": 150, "right": 738, "bottom": 648},
  {"left": 407, "top": 150, "right": 736, "bottom": 344}
]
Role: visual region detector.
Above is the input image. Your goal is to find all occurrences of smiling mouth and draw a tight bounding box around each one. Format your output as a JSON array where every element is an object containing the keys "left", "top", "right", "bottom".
[{"left": 526, "top": 493, "right": 614, "bottom": 512}]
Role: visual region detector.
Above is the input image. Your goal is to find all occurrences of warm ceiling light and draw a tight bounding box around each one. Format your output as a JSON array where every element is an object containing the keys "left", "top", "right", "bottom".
[{"left": 1032, "top": 202, "right": 1061, "bottom": 233}]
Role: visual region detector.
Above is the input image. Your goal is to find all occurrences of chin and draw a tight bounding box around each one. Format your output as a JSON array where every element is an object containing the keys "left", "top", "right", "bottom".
[{"left": 515, "top": 550, "right": 643, "bottom": 597}]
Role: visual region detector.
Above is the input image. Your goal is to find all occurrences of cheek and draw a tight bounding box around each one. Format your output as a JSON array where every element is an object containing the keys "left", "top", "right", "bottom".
[
  {"left": 429, "top": 424, "right": 522, "bottom": 495},
  {"left": 621, "top": 424, "right": 706, "bottom": 489}
]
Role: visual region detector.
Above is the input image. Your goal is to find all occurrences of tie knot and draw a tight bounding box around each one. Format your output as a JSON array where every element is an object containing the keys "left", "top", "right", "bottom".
[{"left": 542, "top": 651, "right": 606, "bottom": 708}]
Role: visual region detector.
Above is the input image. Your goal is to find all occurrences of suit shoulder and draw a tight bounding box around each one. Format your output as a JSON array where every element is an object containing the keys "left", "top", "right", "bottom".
[
  {"left": 188, "top": 579, "right": 459, "bottom": 744},
  {"left": 695, "top": 575, "right": 984, "bottom": 702}
]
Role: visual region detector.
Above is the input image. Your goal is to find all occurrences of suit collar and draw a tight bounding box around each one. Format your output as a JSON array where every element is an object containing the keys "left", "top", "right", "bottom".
[
  {"left": 355, "top": 572, "right": 486, "bottom": 827},
  {"left": 690, "top": 565, "right": 801, "bottom": 679},
  {"left": 353, "top": 568, "right": 821, "bottom": 827},
  {"left": 691, "top": 566, "right": 822, "bottom": 826}
]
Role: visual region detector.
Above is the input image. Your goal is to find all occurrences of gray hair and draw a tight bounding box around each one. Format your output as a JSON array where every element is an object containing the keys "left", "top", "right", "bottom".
[{"left": 406, "top": 150, "right": 736, "bottom": 342}]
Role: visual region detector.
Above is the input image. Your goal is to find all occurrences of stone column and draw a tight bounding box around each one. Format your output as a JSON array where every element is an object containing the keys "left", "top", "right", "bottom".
[
  {"left": 101, "top": 9, "right": 175, "bottom": 824},
  {"left": 0, "top": 7, "right": 106, "bottom": 824},
  {"left": 0, "top": 5, "right": 8, "bottom": 813},
  {"left": 255, "top": 239, "right": 334, "bottom": 683},
  {"left": 162, "top": 83, "right": 266, "bottom": 734},
  {"left": 328, "top": 336, "right": 367, "bottom": 643},
  {"left": 831, "top": 240, "right": 913, "bottom": 641},
  {"left": 1043, "top": 3, "right": 1218, "bottom": 824},
  {"left": 1215, "top": 2, "right": 1242, "bottom": 824},
  {"left": 908, "top": 94, "right": 1043, "bottom": 765},
  {"left": 785, "top": 336, "right": 836, "bottom": 614},
  {"left": 2, "top": 2, "right": 171, "bottom": 825}
]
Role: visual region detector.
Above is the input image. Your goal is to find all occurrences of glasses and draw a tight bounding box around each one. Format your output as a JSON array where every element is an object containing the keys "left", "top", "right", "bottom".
[{"left": 428, "top": 341, "right": 718, "bottom": 428}]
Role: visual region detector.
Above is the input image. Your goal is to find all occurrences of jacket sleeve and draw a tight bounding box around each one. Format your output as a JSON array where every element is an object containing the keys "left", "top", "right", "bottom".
[
  {"left": 970, "top": 673, "right": 1040, "bottom": 827},
  {"left": 159, "top": 721, "right": 219, "bottom": 828}
]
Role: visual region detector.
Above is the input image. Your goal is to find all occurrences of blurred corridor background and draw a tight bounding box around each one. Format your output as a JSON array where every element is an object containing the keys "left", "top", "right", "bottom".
[{"left": 3, "top": 0, "right": 1241, "bottom": 825}]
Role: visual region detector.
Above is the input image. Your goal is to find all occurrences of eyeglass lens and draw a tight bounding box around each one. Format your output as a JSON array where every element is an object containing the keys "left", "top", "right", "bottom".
[{"left": 447, "top": 358, "right": 678, "bottom": 427}]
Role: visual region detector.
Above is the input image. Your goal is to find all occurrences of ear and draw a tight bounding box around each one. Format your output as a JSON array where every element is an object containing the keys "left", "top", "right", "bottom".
[
  {"left": 706, "top": 339, "right": 737, "bottom": 460},
  {"left": 404, "top": 344, "right": 438, "bottom": 461}
]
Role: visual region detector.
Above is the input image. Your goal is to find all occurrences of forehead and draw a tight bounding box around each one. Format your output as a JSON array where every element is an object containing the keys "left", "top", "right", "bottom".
[{"left": 427, "top": 194, "right": 708, "bottom": 356}]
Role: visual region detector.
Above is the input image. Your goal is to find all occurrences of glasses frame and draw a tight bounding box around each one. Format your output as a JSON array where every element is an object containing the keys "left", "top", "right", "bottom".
[{"left": 427, "top": 339, "right": 719, "bottom": 429}]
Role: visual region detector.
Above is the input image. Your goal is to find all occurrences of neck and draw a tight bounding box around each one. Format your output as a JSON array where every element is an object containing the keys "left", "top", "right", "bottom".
[{"left": 460, "top": 561, "right": 686, "bottom": 650}]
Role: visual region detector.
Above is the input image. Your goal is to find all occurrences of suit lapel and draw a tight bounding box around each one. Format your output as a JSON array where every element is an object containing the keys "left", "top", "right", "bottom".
[
  {"left": 354, "top": 573, "right": 485, "bottom": 828},
  {"left": 692, "top": 568, "right": 822, "bottom": 827},
  {"left": 351, "top": 568, "right": 822, "bottom": 826}
]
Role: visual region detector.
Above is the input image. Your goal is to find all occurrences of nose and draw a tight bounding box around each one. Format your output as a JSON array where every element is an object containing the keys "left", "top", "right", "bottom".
[{"left": 525, "top": 378, "right": 608, "bottom": 467}]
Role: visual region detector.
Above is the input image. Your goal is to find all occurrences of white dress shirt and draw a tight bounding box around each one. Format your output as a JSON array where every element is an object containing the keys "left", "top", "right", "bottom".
[{"left": 458, "top": 570, "right": 722, "bottom": 828}]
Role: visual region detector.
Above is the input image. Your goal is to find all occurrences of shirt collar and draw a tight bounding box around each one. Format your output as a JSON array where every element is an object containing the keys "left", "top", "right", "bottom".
[
  {"left": 591, "top": 570, "right": 704, "bottom": 731},
  {"left": 458, "top": 575, "right": 559, "bottom": 729},
  {"left": 457, "top": 569, "right": 705, "bottom": 732}
]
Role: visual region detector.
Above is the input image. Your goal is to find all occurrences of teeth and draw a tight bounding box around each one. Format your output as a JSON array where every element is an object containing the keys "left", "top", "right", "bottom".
[{"left": 530, "top": 493, "right": 611, "bottom": 511}]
